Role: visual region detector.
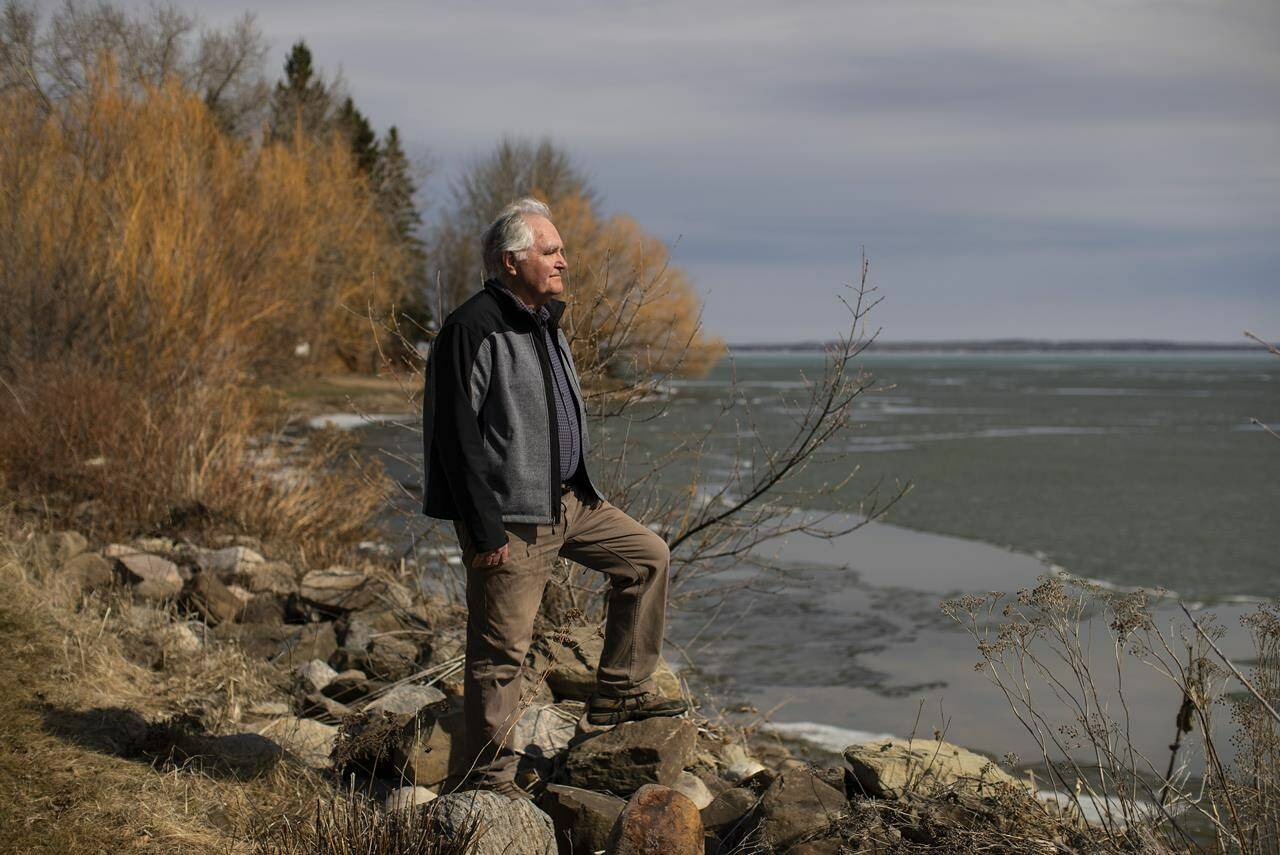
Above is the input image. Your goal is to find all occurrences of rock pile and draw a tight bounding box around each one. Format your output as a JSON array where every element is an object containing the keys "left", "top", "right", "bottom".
[{"left": 30, "top": 528, "right": 1055, "bottom": 853}]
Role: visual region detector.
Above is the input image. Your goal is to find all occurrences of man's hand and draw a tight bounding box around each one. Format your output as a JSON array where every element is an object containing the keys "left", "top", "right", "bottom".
[{"left": 472, "top": 543, "right": 508, "bottom": 569}]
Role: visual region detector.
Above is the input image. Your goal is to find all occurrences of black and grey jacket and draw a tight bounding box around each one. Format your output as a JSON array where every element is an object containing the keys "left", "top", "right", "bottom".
[{"left": 421, "top": 280, "right": 603, "bottom": 552}]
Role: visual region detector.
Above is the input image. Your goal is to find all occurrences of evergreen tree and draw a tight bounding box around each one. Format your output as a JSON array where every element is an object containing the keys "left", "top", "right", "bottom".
[
  {"left": 268, "top": 41, "right": 332, "bottom": 143},
  {"left": 336, "top": 96, "right": 377, "bottom": 174},
  {"left": 374, "top": 126, "right": 429, "bottom": 326}
]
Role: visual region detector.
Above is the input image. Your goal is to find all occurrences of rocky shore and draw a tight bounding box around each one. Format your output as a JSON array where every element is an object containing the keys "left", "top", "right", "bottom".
[{"left": 8, "top": 526, "right": 1103, "bottom": 853}]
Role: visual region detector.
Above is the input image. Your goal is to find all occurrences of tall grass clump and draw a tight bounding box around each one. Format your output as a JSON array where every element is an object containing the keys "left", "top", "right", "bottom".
[{"left": 0, "top": 62, "right": 402, "bottom": 543}]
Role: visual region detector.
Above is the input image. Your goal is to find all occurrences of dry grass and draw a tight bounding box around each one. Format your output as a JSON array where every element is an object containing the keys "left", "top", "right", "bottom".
[
  {"left": 0, "top": 517, "right": 331, "bottom": 853},
  {"left": 0, "top": 361, "right": 388, "bottom": 555},
  {"left": 0, "top": 514, "right": 478, "bottom": 855}
]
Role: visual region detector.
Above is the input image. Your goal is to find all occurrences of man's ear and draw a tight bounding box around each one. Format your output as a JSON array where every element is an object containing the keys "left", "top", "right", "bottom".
[{"left": 502, "top": 250, "right": 519, "bottom": 277}]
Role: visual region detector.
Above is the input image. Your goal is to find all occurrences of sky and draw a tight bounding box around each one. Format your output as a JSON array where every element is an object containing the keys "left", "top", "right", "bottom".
[{"left": 126, "top": 0, "right": 1279, "bottom": 343}]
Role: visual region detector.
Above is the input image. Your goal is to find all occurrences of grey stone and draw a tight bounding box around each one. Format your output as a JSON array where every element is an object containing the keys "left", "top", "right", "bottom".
[
  {"left": 250, "top": 716, "right": 336, "bottom": 768},
  {"left": 114, "top": 552, "right": 183, "bottom": 602},
  {"left": 385, "top": 785, "right": 436, "bottom": 812},
  {"left": 540, "top": 784, "right": 625, "bottom": 855},
  {"left": 563, "top": 717, "right": 697, "bottom": 796},
  {"left": 197, "top": 545, "right": 265, "bottom": 578},
  {"left": 843, "top": 736, "right": 1024, "bottom": 798},
  {"left": 297, "top": 659, "right": 339, "bottom": 693},
  {"left": 509, "top": 702, "right": 579, "bottom": 759},
  {"left": 671, "top": 770, "right": 714, "bottom": 809},
  {"left": 429, "top": 790, "right": 556, "bottom": 855},
  {"left": 758, "top": 769, "right": 847, "bottom": 849},
  {"left": 364, "top": 684, "right": 445, "bottom": 716}
]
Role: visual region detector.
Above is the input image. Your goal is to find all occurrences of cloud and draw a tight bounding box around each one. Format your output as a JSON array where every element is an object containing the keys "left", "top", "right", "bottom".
[{"left": 119, "top": 0, "right": 1280, "bottom": 340}]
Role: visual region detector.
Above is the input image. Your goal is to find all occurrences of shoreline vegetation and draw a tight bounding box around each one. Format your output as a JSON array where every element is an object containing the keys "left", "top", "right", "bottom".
[{"left": 2, "top": 3, "right": 1276, "bottom": 851}]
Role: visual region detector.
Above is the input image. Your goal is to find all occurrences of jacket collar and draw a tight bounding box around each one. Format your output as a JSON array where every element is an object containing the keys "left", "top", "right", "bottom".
[{"left": 484, "top": 279, "right": 566, "bottom": 328}]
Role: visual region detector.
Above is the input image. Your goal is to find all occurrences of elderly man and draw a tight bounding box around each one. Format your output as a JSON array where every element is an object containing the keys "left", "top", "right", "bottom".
[{"left": 421, "top": 198, "right": 687, "bottom": 794}]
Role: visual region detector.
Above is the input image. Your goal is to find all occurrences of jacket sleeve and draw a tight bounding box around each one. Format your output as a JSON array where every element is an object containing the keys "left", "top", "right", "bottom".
[{"left": 426, "top": 322, "right": 508, "bottom": 552}]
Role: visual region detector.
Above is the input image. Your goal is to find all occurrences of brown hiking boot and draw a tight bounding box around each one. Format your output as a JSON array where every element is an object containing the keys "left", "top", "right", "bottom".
[{"left": 586, "top": 691, "right": 689, "bottom": 726}]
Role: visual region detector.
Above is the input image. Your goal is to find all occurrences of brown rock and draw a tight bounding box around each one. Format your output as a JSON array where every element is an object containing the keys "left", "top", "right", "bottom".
[
  {"left": 563, "top": 717, "right": 697, "bottom": 796},
  {"left": 63, "top": 552, "right": 114, "bottom": 591},
  {"left": 33, "top": 530, "right": 89, "bottom": 564},
  {"left": 843, "top": 737, "right": 1023, "bottom": 799},
  {"left": 758, "top": 769, "right": 847, "bottom": 849},
  {"left": 238, "top": 560, "right": 297, "bottom": 595},
  {"left": 700, "top": 787, "right": 758, "bottom": 835},
  {"left": 271, "top": 621, "right": 339, "bottom": 667},
  {"left": 606, "top": 784, "right": 702, "bottom": 855},
  {"left": 527, "top": 626, "right": 683, "bottom": 703},
  {"left": 114, "top": 552, "right": 184, "bottom": 602},
  {"left": 392, "top": 704, "right": 466, "bottom": 787},
  {"left": 184, "top": 572, "right": 243, "bottom": 625},
  {"left": 240, "top": 592, "right": 287, "bottom": 624},
  {"left": 540, "top": 784, "right": 626, "bottom": 855}
]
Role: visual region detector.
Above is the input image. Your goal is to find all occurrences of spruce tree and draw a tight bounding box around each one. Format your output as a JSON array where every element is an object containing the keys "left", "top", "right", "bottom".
[
  {"left": 269, "top": 41, "right": 332, "bottom": 143},
  {"left": 336, "top": 96, "right": 378, "bottom": 174},
  {"left": 374, "top": 126, "right": 430, "bottom": 326}
]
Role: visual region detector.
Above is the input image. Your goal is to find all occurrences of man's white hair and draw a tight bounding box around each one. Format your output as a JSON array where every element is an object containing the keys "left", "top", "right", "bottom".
[{"left": 481, "top": 198, "right": 553, "bottom": 280}]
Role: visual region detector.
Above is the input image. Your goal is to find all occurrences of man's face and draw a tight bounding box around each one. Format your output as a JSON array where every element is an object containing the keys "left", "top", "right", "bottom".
[{"left": 503, "top": 215, "right": 567, "bottom": 306}]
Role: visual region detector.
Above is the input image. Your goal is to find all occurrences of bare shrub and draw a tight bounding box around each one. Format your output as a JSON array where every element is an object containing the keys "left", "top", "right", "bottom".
[
  {"left": 0, "top": 63, "right": 411, "bottom": 380},
  {"left": 944, "top": 576, "right": 1280, "bottom": 852}
]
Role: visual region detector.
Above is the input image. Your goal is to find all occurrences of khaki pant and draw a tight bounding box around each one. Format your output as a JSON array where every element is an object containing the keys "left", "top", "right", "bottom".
[{"left": 452, "top": 484, "right": 671, "bottom": 772}]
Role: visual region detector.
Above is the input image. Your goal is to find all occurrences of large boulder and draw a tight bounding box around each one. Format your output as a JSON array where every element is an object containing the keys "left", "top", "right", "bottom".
[
  {"left": 509, "top": 702, "right": 579, "bottom": 760},
  {"left": 169, "top": 731, "right": 282, "bottom": 778},
  {"left": 606, "top": 784, "right": 703, "bottom": 855},
  {"left": 114, "top": 551, "right": 184, "bottom": 602},
  {"left": 539, "top": 784, "right": 625, "bottom": 855},
  {"left": 525, "top": 626, "right": 682, "bottom": 703},
  {"left": 843, "top": 737, "right": 1022, "bottom": 799},
  {"left": 298, "top": 567, "right": 413, "bottom": 613},
  {"left": 757, "top": 768, "right": 847, "bottom": 849},
  {"left": 196, "top": 545, "right": 265, "bottom": 579},
  {"left": 364, "top": 684, "right": 445, "bottom": 716},
  {"left": 250, "top": 716, "right": 337, "bottom": 768},
  {"left": 562, "top": 717, "right": 696, "bottom": 796},
  {"left": 429, "top": 790, "right": 556, "bottom": 855}
]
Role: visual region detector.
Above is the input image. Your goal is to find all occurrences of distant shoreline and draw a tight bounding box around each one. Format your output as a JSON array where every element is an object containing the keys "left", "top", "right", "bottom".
[{"left": 726, "top": 339, "right": 1266, "bottom": 353}]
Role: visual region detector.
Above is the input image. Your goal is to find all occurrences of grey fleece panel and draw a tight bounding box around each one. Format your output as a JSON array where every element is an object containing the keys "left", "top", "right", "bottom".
[
  {"left": 476, "top": 329, "right": 554, "bottom": 521},
  {"left": 468, "top": 335, "right": 493, "bottom": 412}
]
